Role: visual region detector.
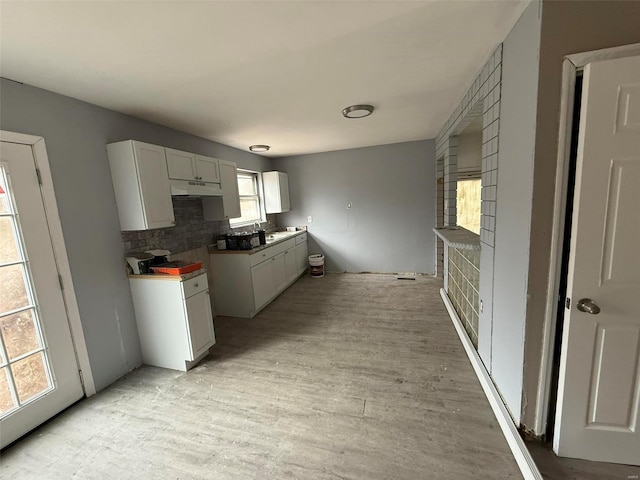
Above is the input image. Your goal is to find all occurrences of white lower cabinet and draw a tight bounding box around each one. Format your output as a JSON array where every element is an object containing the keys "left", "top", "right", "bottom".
[
  {"left": 251, "top": 258, "right": 274, "bottom": 311},
  {"left": 295, "top": 236, "right": 308, "bottom": 274},
  {"left": 210, "top": 232, "right": 308, "bottom": 318},
  {"left": 129, "top": 272, "right": 215, "bottom": 371}
]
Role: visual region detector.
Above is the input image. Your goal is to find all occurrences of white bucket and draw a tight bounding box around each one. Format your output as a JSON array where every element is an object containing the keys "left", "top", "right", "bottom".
[{"left": 308, "top": 254, "right": 325, "bottom": 278}]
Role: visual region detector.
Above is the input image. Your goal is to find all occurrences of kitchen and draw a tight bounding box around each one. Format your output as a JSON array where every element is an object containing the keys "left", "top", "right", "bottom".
[{"left": 1, "top": 1, "right": 639, "bottom": 479}]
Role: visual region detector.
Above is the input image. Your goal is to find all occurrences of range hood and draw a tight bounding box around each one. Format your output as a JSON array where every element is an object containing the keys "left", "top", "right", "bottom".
[{"left": 169, "top": 179, "right": 223, "bottom": 197}]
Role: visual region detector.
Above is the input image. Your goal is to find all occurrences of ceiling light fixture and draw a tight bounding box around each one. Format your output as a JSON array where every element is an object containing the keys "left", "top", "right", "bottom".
[
  {"left": 342, "top": 104, "right": 374, "bottom": 119},
  {"left": 249, "top": 145, "right": 270, "bottom": 152}
]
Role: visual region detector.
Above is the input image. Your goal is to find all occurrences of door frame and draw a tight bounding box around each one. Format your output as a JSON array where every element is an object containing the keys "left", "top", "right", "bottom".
[
  {"left": 533, "top": 43, "right": 640, "bottom": 436},
  {"left": 0, "top": 130, "right": 95, "bottom": 396}
]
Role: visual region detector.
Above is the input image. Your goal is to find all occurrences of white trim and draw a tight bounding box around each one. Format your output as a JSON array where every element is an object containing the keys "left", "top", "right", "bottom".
[
  {"left": 440, "top": 289, "right": 543, "bottom": 480},
  {"left": 536, "top": 42, "right": 640, "bottom": 437},
  {"left": 0, "top": 130, "right": 96, "bottom": 396},
  {"left": 566, "top": 42, "right": 640, "bottom": 69}
]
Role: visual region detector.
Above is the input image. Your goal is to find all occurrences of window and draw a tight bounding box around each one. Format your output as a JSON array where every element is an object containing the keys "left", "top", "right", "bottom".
[
  {"left": 456, "top": 178, "right": 481, "bottom": 234},
  {"left": 229, "top": 170, "right": 264, "bottom": 227}
]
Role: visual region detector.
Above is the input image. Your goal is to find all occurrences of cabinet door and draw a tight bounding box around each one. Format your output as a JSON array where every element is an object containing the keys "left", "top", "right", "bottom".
[
  {"left": 279, "top": 173, "right": 290, "bottom": 212},
  {"left": 284, "top": 248, "right": 297, "bottom": 283},
  {"left": 295, "top": 241, "right": 308, "bottom": 274},
  {"left": 133, "top": 142, "right": 176, "bottom": 229},
  {"left": 195, "top": 155, "right": 220, "bottom": 183},
  {"left": 219, "top": 160, "right": 241, "bottom": 219},
  {"left": 273, "top": 252, "right": 287, "bottom": 292},
  {"left": 251, "top": 259, "right": 274, "bottom": 310},
  {"left": 165, "top": 148, "right": 196, "bottom": 181},
  {"left": 185, "top": 290, "right": 216, "bottom": 360}
]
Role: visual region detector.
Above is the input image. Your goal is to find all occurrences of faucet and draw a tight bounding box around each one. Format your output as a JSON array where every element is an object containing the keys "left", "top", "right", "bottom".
[{"left": 254, "top": 221, "right": 262, "bottom": 231}]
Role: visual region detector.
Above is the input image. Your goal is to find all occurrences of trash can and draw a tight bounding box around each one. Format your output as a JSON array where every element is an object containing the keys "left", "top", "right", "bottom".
[{"left": 308, "top": 254, "right": 325, "bottom": 278}]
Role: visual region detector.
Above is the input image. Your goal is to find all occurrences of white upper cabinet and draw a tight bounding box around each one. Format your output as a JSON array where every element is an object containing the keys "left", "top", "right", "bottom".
[
  {"left": 194, "top": 155, "right": 220, "bottom": 183},
  {"left": 263, "top": 171, "right": 290, "bottom": 213},
  {"left": 166, "top": 148, "right": 220, "bottom": 183},
  {"left": 202, "top": 159, "right": 241, "bottom": 220},
  {"left": 107, "top": 140, "right": 175, "bottom": 231}
]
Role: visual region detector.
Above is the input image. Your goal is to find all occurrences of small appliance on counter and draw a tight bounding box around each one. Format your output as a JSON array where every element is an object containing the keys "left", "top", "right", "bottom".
[
  {"left": 126, "top": 253, "right": 154, "bottom": 274},
  {"left": 145, "top": 249, "right": 171, "bottom": 266},
  {"left": 257, "top": 229, "right": 266, "bottom": 245},
  {"left": 216, "top": 235, "right": 227, "bottom": 250}
]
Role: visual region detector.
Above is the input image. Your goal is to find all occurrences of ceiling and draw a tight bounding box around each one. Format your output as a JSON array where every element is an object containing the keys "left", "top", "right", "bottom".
[{"left": 0, "top": 1, "right": 529, "bottom": 158}]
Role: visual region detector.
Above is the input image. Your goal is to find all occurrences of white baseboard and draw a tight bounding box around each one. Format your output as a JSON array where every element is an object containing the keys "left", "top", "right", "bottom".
[{"left": 440, "top": 289, "right": 542, "bottom": 480}]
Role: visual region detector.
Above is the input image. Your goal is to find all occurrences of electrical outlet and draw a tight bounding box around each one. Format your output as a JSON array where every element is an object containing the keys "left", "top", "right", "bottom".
[
  {"left": 480, "top": 299, "right": 484, "bottom": 313},
  {"left": 347, "top": 202, "right": 352, "bottom": 209},
  {"left": 307, "top": 216, "right": 313, "bottom": 223}
]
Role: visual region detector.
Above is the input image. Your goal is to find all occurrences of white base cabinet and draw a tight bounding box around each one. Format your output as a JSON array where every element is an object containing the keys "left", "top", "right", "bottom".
[
  {"left": 129, "top": 272, "right": 215, "bottom": 371},
  {"left": 210, "top": 232, "right": 308, "bottom": 318}
]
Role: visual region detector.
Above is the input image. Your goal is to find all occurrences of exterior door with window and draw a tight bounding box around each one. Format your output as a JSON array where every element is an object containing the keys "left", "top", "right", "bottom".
[
  {"left": 0, "top": 141, "right": 83, "bottom": 448},
  {"left": 553, "top": 54, "right": 640, "bottom": 465}
]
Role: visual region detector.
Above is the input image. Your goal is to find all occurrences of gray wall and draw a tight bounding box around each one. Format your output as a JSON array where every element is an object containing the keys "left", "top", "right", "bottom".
[
  {"left": 0, "top": 78, "right": 270, "bottom": 391},
  {"left": 272, "top": 140, "right": 435, "bottom": 274},
  {"left": 520, "top": 0, "right": 640, "bottom": 429},
  {"left": 491, "top": 0, "right": 542, "bottom": 423}
]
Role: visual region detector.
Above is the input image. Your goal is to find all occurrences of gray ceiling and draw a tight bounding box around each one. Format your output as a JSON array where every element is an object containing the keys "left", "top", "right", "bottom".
[{"left": 0, "top": 1, "right": 529, "bottom": 157}]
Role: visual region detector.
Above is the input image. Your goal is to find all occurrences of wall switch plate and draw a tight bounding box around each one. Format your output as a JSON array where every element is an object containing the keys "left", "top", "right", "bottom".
[
  {"left": 307, "top": 216, "right": 312, "bottom": 223},
  {"left": 480, "top": 299, "right": 484, "bottom": 313},
  {"left": 347, "top": 202, "right": 352, "bottom": 209}
]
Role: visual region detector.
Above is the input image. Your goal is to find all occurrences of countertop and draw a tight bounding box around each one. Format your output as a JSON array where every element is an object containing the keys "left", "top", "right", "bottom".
[
  {"left": 128, "top": 268, "right": 207, "bottom": 282},
  {"left": 208, "top": 230, "right": 306, "bottom": 255},
  {"left": 433, "top": 227, "right": 480, "bottom": 250}
]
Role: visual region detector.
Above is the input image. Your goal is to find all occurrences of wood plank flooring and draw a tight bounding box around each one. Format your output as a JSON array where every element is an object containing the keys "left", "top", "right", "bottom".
[{"left": 1, "top": 274, "right": 523, "bottom": 479}]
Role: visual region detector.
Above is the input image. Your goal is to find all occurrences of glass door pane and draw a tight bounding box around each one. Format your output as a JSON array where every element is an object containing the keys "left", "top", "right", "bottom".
[{"left": 0, "top": 166, "right": 52, "bottom": 419}]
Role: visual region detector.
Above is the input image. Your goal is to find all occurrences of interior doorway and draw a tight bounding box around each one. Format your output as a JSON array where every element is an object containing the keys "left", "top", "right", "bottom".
[{"left": 537, "top": 46, "right": 640, "bottom": 468}]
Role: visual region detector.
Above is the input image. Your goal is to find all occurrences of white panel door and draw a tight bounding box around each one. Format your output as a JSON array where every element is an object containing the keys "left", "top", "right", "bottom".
[
  {"left": 554, "top": 55, "right": 640, "bottom": 465},
  {"left": 284, "top": 249, "right": 297, "bottom": 283},
  {"left": 195, "top": 155, "right": 220, "bottom": 183},
  {"left": 185, "top": 291, "right": 215, "bottom": 360},
  {"left": 0, "top": 142, "right": 83, "bottom": 448},
  {"left": 165, "top": 148, "right": 196, "bottom": 181},
  {"left": 272, "top": 253, "right": 287, "bottom": 292},
  {"left": 295, "top": 241, "right": 308, "bottom": 274},
  {"left": 134, "top": 142, "right": 175, "bottom": 229},
  {"left": 251, "top": 260, "right": 274, "bottom": 311}
]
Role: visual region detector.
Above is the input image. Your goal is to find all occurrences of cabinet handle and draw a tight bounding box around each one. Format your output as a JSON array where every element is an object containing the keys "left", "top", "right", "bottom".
[{"left": 194, "top": 283, "right": 199, "bottom": 288}]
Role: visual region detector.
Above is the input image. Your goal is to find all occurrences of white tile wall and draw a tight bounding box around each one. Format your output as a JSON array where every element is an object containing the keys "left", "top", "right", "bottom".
[
  {"left": 434, "top": 44, "right": 503, "bottom": 353},
  {"left": 435, "top": 45, "right": 502, "bottom": 257}
]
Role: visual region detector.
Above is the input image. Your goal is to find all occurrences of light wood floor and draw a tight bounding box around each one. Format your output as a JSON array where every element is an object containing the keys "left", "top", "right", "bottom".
[{"left": 3, "top": 274, "right": 523, "bottom": 478}]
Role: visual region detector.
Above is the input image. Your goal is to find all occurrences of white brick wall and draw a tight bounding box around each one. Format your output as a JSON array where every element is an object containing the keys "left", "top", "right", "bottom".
[{"left": 434, "top": 45, "right": 503, "bottom": 276}]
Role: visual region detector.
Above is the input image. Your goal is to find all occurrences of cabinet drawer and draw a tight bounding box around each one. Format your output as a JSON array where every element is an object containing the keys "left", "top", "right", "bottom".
[
  {"left": 295, "top": 233, "right": 307, "bottom": 245},
  {"left": 181, "top": 273, "right": 208, "bottom": 298},
  {"left": 275, "top": 238, "right": 296, "bottom": 255},
  {"left": 250, "top": 248, "right": 273, "bottom": 267}
]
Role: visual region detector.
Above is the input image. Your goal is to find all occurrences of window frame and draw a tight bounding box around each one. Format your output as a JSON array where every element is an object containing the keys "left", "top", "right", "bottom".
[{"left": 229, "top": 169, "right": 266, "bottom": 228}]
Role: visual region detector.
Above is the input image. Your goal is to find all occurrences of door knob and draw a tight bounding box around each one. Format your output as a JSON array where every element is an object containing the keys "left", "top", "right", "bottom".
[{"left": 576, "top": 298, "right": 600, "bottom": 315}]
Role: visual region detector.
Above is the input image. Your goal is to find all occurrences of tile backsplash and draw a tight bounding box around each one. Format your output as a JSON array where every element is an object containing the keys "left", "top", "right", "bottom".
[{"left": 121, "top": 197, "right": 276, "bottom": 256}]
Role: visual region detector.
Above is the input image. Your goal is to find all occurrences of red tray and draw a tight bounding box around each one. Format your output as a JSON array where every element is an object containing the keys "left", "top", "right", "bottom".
[{"left": 150, "top": 261, "right": 202, "bottom": 275}]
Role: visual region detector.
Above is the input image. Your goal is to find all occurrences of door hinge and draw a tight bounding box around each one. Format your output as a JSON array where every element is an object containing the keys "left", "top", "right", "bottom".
[
  {"left": 58, "top": 274, "right": 64, "bottom": 291},
  {"left": 35, "top": 168, "right": 43, "bottom": 185},
  {"left": 565, "top": 297, "right": 571, "bottom": 309}
]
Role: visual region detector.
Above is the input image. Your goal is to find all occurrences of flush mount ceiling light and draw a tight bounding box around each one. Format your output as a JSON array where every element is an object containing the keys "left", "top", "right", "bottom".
[
  {"left": 249, "top": 145, "right": 270, "bottom": 152},
  {"left": 342, "top": 104, "right": 374, "bottom": 119}
]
